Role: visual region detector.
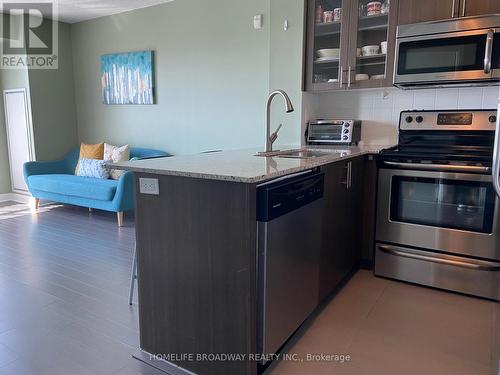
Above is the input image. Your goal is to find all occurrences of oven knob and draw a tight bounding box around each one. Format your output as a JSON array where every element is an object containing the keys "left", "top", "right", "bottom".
[
  {"left": 344, "top": 123, "right": 350, "bottom": 128},
  {"left": 342, "top": 135, "right": 349, "bottom": 141},
  {"left": 489, "top": 115, "right": 497, "bottom": 123},
  {"left": 416, "top": 116, "right": 424, "bottom": 123},
  {"left": 343, "top": 129, "right": 350, "bottom": 134},
  {"left": 405, "top": 116, "right": 413, "bottom": 123}
]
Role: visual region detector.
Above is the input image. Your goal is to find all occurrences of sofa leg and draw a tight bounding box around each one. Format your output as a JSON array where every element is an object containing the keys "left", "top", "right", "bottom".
[
  {"left": 117, "top": 212, "right": 124, "bottom": 227},
  {"left": 34, "top": 198, "right": 40, "bottom": 210},
  {"left": 89, "top": 208, "right": 93, "bottom": 213}
]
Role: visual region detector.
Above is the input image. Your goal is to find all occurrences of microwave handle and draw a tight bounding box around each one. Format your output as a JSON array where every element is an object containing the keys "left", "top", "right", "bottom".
[{"left": 484, "top": 29, "right": 494, "bottom": 74}]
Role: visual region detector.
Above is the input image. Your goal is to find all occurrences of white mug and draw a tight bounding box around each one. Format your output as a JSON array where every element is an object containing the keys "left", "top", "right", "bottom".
[
  {"left": 333, "top": 8, "right": 342, "bottom": 21},
  {"left": 380, "top": 41, "right": 388, "bottom": 55}
]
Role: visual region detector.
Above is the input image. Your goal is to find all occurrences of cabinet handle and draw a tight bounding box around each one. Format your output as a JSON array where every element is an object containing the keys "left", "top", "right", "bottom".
[
  {"left": 451, "top": 0, "right": 456, "bottom": 17},
  {"left": 341, "top": 162, "right": 352, "bottom": 189},
  {"left": 339, "top": 66, "right": 344, "bottom": 87},
  {"left": 347, "top": 66, "right": 352, "bottom": 88},
  {"left": 348, "top": 162, "right": 352, "bottom": 190},
  {"left": 461, "top": 0, "right": 466, "bottom": 17}
]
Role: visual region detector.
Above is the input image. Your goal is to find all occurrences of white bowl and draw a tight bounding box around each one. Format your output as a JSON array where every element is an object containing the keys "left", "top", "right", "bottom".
[
  {"left": 362, "top": 45, "right": 380, "bottom": 56},
  {"left": 316, "top": 48, "right": 340, "bottom": 58},
  {"left": 355, "top": 74, "right": 369, "bottom": 81}
]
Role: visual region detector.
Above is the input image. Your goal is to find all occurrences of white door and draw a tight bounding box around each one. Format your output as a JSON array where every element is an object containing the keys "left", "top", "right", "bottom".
[{"left": 4, "top": 88, "right": 35, "bottom": 193}]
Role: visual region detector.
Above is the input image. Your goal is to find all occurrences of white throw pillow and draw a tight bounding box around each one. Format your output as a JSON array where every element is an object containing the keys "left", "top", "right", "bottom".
[{"left": 104, "top": 143, "right": 130, "bottom": 180}]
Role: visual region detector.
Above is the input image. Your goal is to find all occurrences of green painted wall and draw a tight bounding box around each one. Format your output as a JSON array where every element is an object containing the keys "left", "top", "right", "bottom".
[
  {"left": 28, "top": 22, "right": 79, "bottom": 161},
  {"left": 71, "top": 0, "right": 272, "bottom": 155},
  {"left": 0, "top": 21, "right": 30, "bottom": 194},
  {"left": 0, "top": 19, "right": 78, "bottom": 194}
]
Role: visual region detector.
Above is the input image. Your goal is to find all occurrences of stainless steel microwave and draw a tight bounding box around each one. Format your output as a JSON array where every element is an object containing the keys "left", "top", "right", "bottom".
[{"left": 394, "top": 15, "right": 500, "bottom": 89}]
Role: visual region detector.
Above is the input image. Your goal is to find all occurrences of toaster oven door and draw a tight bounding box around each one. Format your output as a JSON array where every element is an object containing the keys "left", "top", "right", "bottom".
[{"left": 307, "top": 124, "right": 344, "bottom": 144}]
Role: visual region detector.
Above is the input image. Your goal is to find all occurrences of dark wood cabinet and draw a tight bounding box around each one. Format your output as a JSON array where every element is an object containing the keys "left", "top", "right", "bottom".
[
  {"left": 462, "top": 0, "right": 500, "bottom": 17},
  {"left": 397, "top": 0, "right": 457, "bottom": 25},
  {"left": 398, "top": 0, "right": 500, "bottom": 25},
  {"left": 319, "top": 157, "right": 364, "bottom": 302},
  {"left": 360, "top": 156, "right": 378, "bottom": 267}
]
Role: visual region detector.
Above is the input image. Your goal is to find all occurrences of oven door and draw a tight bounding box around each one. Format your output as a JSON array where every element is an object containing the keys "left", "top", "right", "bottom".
[
  {"left": 377, "top": 167, "right": 500, "bottom": 260},
  {"left": 394, "top": 28, "right": 496, "bottom": 87}
]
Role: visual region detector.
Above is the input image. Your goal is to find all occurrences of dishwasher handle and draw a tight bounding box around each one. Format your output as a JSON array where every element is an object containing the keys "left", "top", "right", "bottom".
[{"left": 257, "top": 173, "right": 324, "bottom": 222}]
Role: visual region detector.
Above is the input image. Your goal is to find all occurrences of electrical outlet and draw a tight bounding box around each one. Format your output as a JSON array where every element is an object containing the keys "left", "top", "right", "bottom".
[{"left": 139, "top": 178, "right": 159, "bottom": 195}]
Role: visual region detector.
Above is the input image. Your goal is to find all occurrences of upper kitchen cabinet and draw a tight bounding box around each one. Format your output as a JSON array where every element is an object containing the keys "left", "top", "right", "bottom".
[
  {"left": 346, "top": 0, "right": 399, "bottom": 89},
  {"left": 305, "top": 0, "right": 351, "bottom": 91},
  {"left": 397, "top": 0, "right": 457, "bottom": 25},
  {"left": 398, "top": 0, "right": 500, "bottom": 25},
  {"left": 305, "top": 0, "right": 399, "bottom": 92},
  {"left": 461, "top": 0, "right": 500, "bottom": 18}
]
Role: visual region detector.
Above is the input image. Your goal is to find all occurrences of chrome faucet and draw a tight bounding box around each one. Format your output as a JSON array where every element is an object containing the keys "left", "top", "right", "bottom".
[{"left": 265, "top": 90, "right": 294, "bottom": 153}]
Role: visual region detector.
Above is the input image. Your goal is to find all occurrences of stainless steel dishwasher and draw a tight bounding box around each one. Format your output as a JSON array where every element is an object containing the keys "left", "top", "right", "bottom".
[{"left": 257, "top": 170, "right": 324, "bottom": 359}]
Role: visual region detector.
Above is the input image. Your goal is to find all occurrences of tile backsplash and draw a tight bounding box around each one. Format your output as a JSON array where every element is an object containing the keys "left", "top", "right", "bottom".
[{"left": 304, "top": 86, "right": 499, "bottom": 146}]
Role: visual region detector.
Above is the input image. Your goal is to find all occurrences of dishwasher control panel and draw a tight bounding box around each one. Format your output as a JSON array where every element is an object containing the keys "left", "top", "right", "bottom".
[{"left": 256, "top": 172, "right": 324, "bottom": 222}]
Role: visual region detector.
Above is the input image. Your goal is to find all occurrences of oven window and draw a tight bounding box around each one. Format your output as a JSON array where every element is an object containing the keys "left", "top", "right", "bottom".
[
  {"left": 390, "top": 177, "right": 495, "bottom": 233},
  {"left": 397, "top": 34, "right": 486, "bottom": 75}
]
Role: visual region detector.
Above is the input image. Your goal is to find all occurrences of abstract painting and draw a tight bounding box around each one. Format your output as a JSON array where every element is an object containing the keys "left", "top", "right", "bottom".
[{"left": 100, "top": 50, "right": 154, "bottom": 105}]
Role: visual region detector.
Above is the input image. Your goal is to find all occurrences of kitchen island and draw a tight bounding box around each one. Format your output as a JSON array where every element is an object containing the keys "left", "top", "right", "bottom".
[{"left": 113, "top": 145, "right": 386, "bottom": 375}]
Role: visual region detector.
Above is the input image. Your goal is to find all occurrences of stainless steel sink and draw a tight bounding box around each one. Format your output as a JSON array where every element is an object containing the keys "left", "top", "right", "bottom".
[{"left": 256, "top": 149, "right": 332, "bottom": 159}]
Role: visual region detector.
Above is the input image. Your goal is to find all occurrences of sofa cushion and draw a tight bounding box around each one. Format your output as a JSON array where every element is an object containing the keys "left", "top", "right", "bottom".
[
  {"left": 76, "top": 158, "right": 110, "bottom": 179},
  {"left": 28, "top": 174, "right": 118, "bottom": 201}
]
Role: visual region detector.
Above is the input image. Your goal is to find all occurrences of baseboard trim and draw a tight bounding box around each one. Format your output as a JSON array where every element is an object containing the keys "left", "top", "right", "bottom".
[
  {"left": 0, "top": 193, "right": 31, "bottom": 204},
  {"left": 132, "top": 349, "right": 197, "bottom": 375}
]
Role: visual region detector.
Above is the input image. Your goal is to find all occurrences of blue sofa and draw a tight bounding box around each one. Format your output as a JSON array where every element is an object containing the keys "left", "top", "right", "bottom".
[{"left": 24, "top": 147, "right": 168, "bottom": 226}]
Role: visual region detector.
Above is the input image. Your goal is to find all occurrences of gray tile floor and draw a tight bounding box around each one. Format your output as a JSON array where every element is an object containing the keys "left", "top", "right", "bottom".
[
  {"left": 0, "top": 202, "right": 497, "bottom": 375},
  {"left": 267, "top": 270, "right": 498, "bottom": 375}
]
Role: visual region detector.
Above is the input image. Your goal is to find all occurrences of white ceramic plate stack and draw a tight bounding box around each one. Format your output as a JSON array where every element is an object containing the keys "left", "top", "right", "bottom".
[{"left": 315, "top": 48, "right": 340, "bottom": 62}]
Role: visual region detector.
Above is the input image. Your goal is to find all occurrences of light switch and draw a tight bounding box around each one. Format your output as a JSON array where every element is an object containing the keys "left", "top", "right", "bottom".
[
  {"left": 139, "top": 178, "right": 159, "bottom": 195},
  {"left": 254, "top": 14, "right": 263, "bottom": 29}
]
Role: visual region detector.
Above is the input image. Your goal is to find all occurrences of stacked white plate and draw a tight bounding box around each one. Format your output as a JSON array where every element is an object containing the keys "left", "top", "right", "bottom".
[{"left": 316, "top": 48, "right": 340, "bottom": 58}]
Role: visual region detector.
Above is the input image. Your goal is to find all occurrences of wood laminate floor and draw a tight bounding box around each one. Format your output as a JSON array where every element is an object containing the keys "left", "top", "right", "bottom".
[{"left": 0, "top": 202, "right": 497, "bottom": 375}]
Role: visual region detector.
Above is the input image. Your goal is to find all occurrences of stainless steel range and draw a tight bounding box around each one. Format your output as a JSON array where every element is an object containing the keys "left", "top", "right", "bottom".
[{"left": 375, "top": 109, "right": 500, "bottom": 300}]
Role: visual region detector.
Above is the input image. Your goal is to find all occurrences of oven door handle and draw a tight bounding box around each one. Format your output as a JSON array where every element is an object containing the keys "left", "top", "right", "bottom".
[
  {"left": 382, "top": 161, "right": 491, "bottom": 174},
  {"left": 493, "top": 105, "right": 500, "bottom": 198},
  {"left": 378, "top": 245, "right": 500, "bottom": 271}
]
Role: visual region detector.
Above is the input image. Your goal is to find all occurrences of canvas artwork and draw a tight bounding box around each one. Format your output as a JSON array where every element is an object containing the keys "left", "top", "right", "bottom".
[{"left": 101, "top": 50, "right": 154, "bottom": 105}]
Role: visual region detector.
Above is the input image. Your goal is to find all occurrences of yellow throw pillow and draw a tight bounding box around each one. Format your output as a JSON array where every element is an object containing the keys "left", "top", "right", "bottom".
[{"left": 75, "top": 142, "right": 104, "bottom": 174}]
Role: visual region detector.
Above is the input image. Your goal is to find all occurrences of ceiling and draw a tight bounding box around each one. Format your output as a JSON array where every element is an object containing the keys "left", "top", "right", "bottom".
[{"left": 5, "top": 0, "right": 175, "bottom": 24}]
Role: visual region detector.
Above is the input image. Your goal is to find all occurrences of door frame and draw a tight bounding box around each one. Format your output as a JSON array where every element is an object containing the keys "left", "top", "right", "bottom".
[{"left": 3, "top": 88, "right": 36, "bottom": 194}]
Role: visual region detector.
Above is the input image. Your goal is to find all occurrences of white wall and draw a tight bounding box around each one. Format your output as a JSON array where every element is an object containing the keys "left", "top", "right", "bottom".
[{"left": 306, "top": 86, "right": 499, "bottom": 146}]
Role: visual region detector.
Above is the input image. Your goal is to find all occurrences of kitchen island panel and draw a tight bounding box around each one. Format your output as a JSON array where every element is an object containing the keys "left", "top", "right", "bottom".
[{"left": 135, "top": 173, "right": 257, "bottom": 375}]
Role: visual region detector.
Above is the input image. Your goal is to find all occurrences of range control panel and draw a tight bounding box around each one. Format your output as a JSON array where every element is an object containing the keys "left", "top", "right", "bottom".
[{"left": 400, "top": 110, "right": 497, "bottom": 131}]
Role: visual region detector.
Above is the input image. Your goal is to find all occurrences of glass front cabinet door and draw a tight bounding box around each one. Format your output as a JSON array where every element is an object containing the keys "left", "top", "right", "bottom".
[
  {"left": 305, "top": 0, "right": 351, "bottom": 91},
  {"left": 305, "top": 0, "right": 399, "bottom": 91}
]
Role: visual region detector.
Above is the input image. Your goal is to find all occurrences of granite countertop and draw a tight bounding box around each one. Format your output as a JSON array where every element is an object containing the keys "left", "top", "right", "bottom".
[{"left": 112, "top": 145, "right": 392, "bottom": 184}]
